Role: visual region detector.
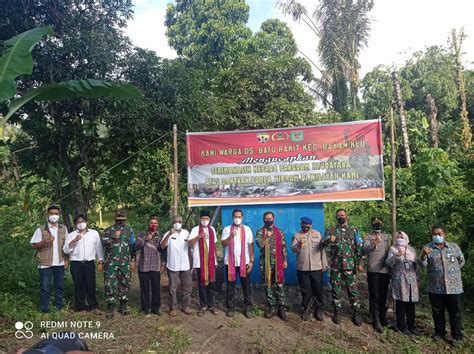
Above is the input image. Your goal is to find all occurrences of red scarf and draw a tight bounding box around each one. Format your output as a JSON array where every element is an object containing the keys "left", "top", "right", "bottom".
[
  {"left": 273, "top": 226, "right": 285, "bottom": 284},
  {"left": 228, "top": 224, "right": 247, "bottom": 281},
  {"left": 198, "top": 225, "right": 216, "bottom": 286}
]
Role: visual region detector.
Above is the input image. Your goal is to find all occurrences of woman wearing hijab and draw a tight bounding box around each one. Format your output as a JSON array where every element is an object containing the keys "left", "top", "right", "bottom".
[{"left": 385, "top": 231, "right": 422, "bottom": 336}]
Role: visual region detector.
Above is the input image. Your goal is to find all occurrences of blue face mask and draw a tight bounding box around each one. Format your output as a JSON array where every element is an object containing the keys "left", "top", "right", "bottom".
[{"left": 432, "top": 235, "right": 444, "bottom": 244}]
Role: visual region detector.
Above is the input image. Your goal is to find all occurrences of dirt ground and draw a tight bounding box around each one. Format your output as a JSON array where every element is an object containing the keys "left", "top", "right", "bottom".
[{"left": 1, "top": 271, "right": 473, "bottom": 353}]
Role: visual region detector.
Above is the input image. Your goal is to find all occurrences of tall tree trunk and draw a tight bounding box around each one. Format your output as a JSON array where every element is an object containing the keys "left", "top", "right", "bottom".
[
  {"left": 451, "top": 29, "right": 472, "bottom": 148},
  {"left": 391, "top": 70, "right": 412, "bottom": 168},
  {"left": 426, "top": 94, "right": 440, "bottom": 148}
]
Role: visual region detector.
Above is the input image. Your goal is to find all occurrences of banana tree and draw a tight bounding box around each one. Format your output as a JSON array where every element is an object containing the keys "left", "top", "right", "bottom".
[{"left": 0, "top": 26, "right": 142, "bottom": 127}]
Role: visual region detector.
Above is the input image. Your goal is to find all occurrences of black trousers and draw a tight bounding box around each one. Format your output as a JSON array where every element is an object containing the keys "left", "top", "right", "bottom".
[
  {"left": 396, "top": 300, "right": 416, "bottom": 331},
  {"left": 367, "top": 272, "right": 390, "bottom": 320},
  {"left": 138, "top": 271, "right": 161, "bottom": 312},
  {"left": 428, "top": 293, "right": 463, "bottom": 339},
  {"left": 70, "top": 261, "right": 97, "bottom": 311},
  {"left": 225, "top": 266, "right": 252, "bottom": 311},
  {"left": 297, "top": 270, "right": 323, "bottom": 310},
  {"left": 196, "top": 268, "right": 216, "bottom": 309}
]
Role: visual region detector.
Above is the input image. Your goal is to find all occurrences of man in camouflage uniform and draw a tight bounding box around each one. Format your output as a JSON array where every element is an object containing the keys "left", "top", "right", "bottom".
[
  {"left": 256, "top": 211, "right": 288, "bottom": 321},
  {"left": 323, "top": 208, "right": 364, "bottom": 326},
  {"left": 101, "top": 209, "right": 136, "bottom": 318}
]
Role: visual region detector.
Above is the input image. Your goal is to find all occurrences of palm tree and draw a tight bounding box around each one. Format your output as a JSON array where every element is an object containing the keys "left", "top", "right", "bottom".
[{"left": 278, "top": 0, "right": 374, "bottom": 116}]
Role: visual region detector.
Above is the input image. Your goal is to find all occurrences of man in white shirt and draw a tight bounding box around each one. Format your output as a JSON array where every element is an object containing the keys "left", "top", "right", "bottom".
[
  {"left": 188, "top": 210, "right": 219, "bottom": 316},
  {"left": 63, "top": 214, "right": 104, "bottom": 311},
  {"left": 30, "top": 205, "right": 68, "bottom": 313},
  {"left": 221, "top": 208, "right": 254, "bottom": 318},
  {"left": 161, "top": 214, "right": 192, "bottom": 317}
]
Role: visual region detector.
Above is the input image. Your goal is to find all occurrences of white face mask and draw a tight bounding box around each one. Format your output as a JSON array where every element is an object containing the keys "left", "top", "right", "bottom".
[
  {"left": 77, "top": 222, "right": 87, "bottom": 231},
  {"left": 233, "top": 218, "right": 242, "bottom": 226},
  {"left": 201, "top": 220, "right": 209, "bottom": 227},
  {"left": 396, "top": 238, "right": 406, "bottom": 246},
  {"left": 48, "top": 215, "right": 60, "bottom": 223},
  {"left": 173, "top": 222, "right": 182, "bottom": 231}
]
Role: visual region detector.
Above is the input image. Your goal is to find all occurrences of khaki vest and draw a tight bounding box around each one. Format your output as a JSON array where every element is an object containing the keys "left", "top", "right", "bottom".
[
  {"left": 292, "top": 229, "right": 328, "bottom": 271},
  {"left": 35, "top": 224, "right": 68, "bottom": 266}
]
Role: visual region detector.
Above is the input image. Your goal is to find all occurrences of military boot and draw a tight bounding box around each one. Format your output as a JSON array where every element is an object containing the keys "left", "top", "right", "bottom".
[
  {"left": 277, "top": 306, "right": 288, "bottom": 322},
  {"left": 352, "top": 309, "right": 362, "bottom": 326},
  {"left": 119, "top": 300, "right": 129, "bottom": 315},
  {"left": 332, "top": 309, "right": 341, "bottom": 324},
  {"left": 106, "top": 303, "right": 114, "bottom": 319},
  {"left": 264, "top": 306, "right": 276, "bottom": 319}
]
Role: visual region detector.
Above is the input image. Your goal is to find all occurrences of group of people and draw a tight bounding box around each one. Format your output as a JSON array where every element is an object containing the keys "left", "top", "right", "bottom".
[{"left": 31, "top": 206, "right": 465, "bottom": 346}]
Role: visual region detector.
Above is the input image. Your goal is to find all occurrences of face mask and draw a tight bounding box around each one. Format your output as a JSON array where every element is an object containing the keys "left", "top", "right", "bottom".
[
  {"left": 373, "top": 224, "right": 382, "bottom": 231},
  {"left": 396, "top": 238, "right": 406, "bottom": 246},
  {"left": 301, "top": 225, "right": 310, "bottom": 232},
  {"left": 233, "top": 218, "right": 242, "bottom": 226},
  {"left": 48, "top": 215, "right": 60, "bottom": 223},
  {"left": 337, "top": 217, "right": 346, "bottom": 225},
  {"left": 201, "top": 220, "right": 209, "bottom": 227},
  {"left": 264, "top": 220, "right": 273, "bottom": 227},
  {"left": 77, "top": 222, "right": 87, "bottom": 231},
  {"left": 148, "top": 224, "right": 158, "bottom": 232},
  {"left": 173, "top": 223, "right": 182, "bottom": 231},
  {"left": 432, "top": 235, "right": 444, "bottom": 244},
  {"left": 116, "top": 219, "right": 125, "bottom": 226}
]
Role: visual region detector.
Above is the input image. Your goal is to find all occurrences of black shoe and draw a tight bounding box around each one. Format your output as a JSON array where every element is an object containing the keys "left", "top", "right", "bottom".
[
  {"left": 106, "top": 303, "right": 114, "bottom": 319},
  {"left": 226, "top": 310, "right": 234, "bottom": 318},
  {"left": 332, "top": 310, "right": 341, "bottom": 324},
  {"left": 352, "top": 311, "right": 362, "bottom": 326},
  {"left": 264, "top": 306, "right": 275, "bottom": 319},
  {"left": 399, "top": 328, "right": 412, "bottom": 336},
  {"left": 408, "top": 327, "right": 421, "bottom": 336},
  {"left": 119, "top": 300, "right": 129, "bottom": 315},
  {"left": 151, "top": 308, "right": 162, "bottom": 315},
  {"left": 373, "top": 317, "right": 383, "bottom": 333},
  {"left": 451, "top": 338, "right": 463, "bottom": 347},
  {"left": 314, "top": 308, "right": 324, "bottom": 321},
  {"left": 277, "top": 306, "right": 288, "bottom": 322},
  {"left": 380, "top": 313, "right": 388, "bottom": 326},
  {"left": 431, "top": 333, "right": 446, "bottom": 342},
  {"left": 244, "top": 309, "right": 253, "bottom": 319}
]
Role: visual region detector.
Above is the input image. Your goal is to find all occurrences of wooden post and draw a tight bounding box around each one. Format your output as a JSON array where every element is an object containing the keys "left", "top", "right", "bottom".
[
  {"left": 172, "top": 124, "right": 178, "bottom": 216},
  {"left": 390, "top": 106, "right": 397, "bottom": 240}
]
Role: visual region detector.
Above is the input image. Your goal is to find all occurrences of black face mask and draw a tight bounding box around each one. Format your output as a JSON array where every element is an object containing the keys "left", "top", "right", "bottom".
[
  {"left": 264, "top": 220, "right": 273, "bottom": 227},
  {"left": 337, "top": 217, "right": 346, "bottom": 225},
  {"left": 301, "top": 225, "right": 310, "bottom": 232},
  {"left": 373, "top": 223, "right": 382, "bottom": 231},
  {"left": 116, "top": 219, "right": 125, "bottom": 226}
]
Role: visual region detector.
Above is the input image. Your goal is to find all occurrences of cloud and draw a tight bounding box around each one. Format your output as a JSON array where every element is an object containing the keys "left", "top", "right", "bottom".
[{"left": 125, "top": 0, "right": 176, "bottom": 58}]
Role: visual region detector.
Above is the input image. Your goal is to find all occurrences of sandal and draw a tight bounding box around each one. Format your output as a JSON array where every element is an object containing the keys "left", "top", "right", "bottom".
[
  {"left": 209, "top": 308, "right": 219, "bottom": 315},
  {"left": 197, "top": 308, "right": 206, "bottom": 316}
]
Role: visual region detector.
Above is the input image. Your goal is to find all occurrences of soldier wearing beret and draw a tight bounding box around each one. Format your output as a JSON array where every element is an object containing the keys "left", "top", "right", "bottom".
[
  {"left": 291, "top": 216, "right": 328, "bottom": 321},
  {"left": 101, "top": 209, "right": 136, "bottom": 318}
]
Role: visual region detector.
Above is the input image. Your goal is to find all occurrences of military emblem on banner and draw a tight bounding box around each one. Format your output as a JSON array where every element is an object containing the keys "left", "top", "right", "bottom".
[
  {"left": 271, "top": 131, "right": 289, "bottom": 141},
  {"left": 290, "top": 131, "right": 304, "bottom": 142},
  {"left": 257, "top": 133, "right": 270, "bottom": 143}
]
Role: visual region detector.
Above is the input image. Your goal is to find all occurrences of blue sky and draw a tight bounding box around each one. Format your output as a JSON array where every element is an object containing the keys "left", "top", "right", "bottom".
[{"left": 126, "top": 0, "right": 474, "bottom": 78}]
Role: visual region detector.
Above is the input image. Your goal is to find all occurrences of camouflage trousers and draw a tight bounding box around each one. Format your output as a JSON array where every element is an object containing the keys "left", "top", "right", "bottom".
[
  {"left": 264, "top": 282, "right": 286, "bottom": 307},
  {"left": 330, "top": 269, "right": 360, "bottom": 310},
  {"left": 104, "top": 264, "right": 130, "bottom": 304}
]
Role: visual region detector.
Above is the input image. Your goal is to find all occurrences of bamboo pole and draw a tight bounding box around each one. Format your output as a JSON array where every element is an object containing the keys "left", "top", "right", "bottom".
[{"left": 172, "top": 124, "right": 178, "bottom": 216}]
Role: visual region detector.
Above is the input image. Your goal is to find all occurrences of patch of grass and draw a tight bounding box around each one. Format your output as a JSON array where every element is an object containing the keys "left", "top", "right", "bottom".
[
  {"left": 252, "top": 306, "right": 264, "bottom": 317},
  {"left": 165, "top": 325, "right": 191, "bottom": 353}
]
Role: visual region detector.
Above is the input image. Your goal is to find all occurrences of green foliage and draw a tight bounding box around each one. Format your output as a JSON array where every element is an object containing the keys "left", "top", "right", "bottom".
[
  {"left": 2, "top": 79, "right": 142, "bottom": 124},
  {"left": 0, "top": 26, "right": 53, "bottom": 101}
]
